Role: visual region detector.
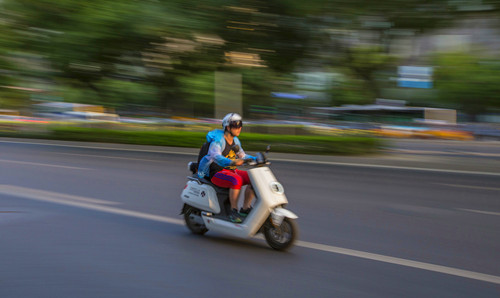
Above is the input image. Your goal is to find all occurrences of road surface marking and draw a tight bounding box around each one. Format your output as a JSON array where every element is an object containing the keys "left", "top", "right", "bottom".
[
  {"left": 53, "top": 152, "right": 168, "bottom": 163},
  {"left": 0, "top": 184, "right": 182, "bottom": 225},
  {"left": 272, "top": 158, "right": 500, "bottom": 177},
  {"left": 1, "top": 184, "right": 499, "bottom": 285},
  {"left": 0, "top": 185, "right": 121, "bottom": 206},
  {"left": 296, "top": 240, "right": 500, "bottom": 285},
  {"left": 0, "top": 139, "right": 196, "bottom": 155},
  {"left": 437, "top": 183, "right": 500, "bottom": 192},
  {"left": 457, "top": 208, "right": 500, "bottom": 216},
  {"left": 388, "top": 149, "right": 500, "bottom": 158},
  {"left": 2, "top": 139, "right": 500, "bottom": 176},
  {"left": 0, "top": 159, "right": 89, "bottom": 170}
]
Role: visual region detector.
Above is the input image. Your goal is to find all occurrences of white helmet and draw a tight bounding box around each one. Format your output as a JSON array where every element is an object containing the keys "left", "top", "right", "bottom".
[{"left": 222, "top": 113, "right": 243, "bottom": 130}]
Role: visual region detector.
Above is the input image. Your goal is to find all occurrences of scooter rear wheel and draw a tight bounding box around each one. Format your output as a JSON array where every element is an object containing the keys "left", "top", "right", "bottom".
[
  {"left": 263, "top": 217, "right": 298, "bottom": 251},
  {"left": 184, "top": 207, "right": 208, "bottom": 235}
]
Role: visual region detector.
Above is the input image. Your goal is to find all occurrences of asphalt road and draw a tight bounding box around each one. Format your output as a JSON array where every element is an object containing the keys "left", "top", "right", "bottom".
[
  {"left": 385, "top": 139, "right": 500, "bottom": 157},
  {"left": 1, "top": 139, "right": 499, "bottom": 297}
]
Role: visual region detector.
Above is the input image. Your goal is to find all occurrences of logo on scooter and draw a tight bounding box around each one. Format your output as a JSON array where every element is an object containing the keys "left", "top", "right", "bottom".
[
  {"left": 201, "top": 191, "right": 206, "bottom": 197},
  {"left": 270, "top": 182, "right": 284, "bottom": 194}
]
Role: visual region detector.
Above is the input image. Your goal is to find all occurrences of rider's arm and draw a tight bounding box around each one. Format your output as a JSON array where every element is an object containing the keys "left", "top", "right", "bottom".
[
  {"left": 238, "top": 148, "right": 256, "bottom": 161},
  {"left": 208, "top": 141, "right": 234, "bottom": 167},
  {"left": 234, "top": 138, "right": 256, "bottom": 161}
]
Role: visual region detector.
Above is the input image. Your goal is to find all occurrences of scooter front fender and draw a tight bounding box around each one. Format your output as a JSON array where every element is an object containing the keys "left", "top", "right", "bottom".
[
  {"left": 272, "top": 207, "right": 298, "bottom": 219},
  {"left": 270, "top": 207, "right": 298, "bottom": 227}
]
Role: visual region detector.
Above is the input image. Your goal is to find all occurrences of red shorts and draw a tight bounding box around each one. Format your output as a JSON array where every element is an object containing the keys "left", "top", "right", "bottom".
[{"left": 211, "top": 169, "right": 251, "bottom": 190}]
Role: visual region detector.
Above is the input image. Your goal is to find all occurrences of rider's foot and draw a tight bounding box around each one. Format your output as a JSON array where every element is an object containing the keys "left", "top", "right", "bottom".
[
  {"left": 229, "top": 209, "right": 243, "bottom": 223},
  {"left": 239, "top": 207, "right": 253, "bottom": 217}
]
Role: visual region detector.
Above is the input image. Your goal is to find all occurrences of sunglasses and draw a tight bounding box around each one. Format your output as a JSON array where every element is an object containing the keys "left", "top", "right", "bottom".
[{"left": 229, "top": 121, "right": 243, "bottom": 128}]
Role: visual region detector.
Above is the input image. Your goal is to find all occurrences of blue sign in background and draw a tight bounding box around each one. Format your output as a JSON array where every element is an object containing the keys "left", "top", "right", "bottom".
[{"left": 398, "top": 79, "right": 433, "bottom": 89}]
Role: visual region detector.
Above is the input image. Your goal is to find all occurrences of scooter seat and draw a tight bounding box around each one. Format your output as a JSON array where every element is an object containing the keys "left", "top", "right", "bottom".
[
  {"left": 188, "top": 175, "right": 229, "bottom": 194},
  {"left": 202, "top": 179, "right": 229, "bottom": 194}
]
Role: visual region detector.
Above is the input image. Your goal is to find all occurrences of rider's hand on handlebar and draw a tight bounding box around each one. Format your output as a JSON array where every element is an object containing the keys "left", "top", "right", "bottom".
[
  {"left": 233, "top": 159, "right": 245, "bottom": 166},
  {"left": 243, "top": 158, "right": 256, "bottom": 166}
]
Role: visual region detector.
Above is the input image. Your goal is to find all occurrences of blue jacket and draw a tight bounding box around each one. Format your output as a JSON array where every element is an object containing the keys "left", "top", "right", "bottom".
[{"left": 197, "top": 129, "right": 255, "bottom": 178}]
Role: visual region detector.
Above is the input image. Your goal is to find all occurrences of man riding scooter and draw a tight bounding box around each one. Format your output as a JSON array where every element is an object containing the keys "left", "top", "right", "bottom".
[
  {"left": 197, "top": 113, "right": 257, "bottom": 223},
  {"left": 182, "top": 114, "right": 299, "bottom": 250}
]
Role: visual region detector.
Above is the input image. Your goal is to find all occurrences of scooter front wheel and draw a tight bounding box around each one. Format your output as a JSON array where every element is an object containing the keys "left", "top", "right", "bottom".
[
  {"left": 184, "top": 207, "right": 208, "bottom": 235},
  {"left": 263, "top": 217, "right": 298, "bottom": 251}
]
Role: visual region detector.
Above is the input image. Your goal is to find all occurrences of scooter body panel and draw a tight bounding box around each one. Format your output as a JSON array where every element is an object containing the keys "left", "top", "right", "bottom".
[
  {"left": 248, "top": 167, "right": 288, "bottom": 207},
  {"left": 202, "top": 217, "right": 250, "bottom": 238},
  {"left": 181, "top": 180, "right": 221, "bottom": 213}
]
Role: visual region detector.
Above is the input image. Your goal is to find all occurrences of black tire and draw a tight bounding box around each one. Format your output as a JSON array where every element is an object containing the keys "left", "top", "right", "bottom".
[
  {"left": 184, "top": 207, "right": 208, "bottom": 235},
  {"left": 263, "top": 217, "right": 298, "bottom": 251}
]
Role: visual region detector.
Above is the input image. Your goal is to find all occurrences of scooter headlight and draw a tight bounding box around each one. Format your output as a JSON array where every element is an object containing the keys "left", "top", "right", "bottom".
[{"left": 270, "top": 182, "right": 284, "bottom": 194}]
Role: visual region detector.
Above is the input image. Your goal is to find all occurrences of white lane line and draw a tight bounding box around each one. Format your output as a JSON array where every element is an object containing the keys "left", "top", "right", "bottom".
[
  {"left": 0, "top": 185, "right": 120, "bottom": 205},
  {"left": 0, "top": 185, "right": 182, "bottom": 225},
  {"left": 0, "top": 159, "right": 89, "bottom": 170},
  {"left": 0, "top": 139, "right": 196, "bottom": 156},
  {"left": 272, "top": 158, "right": 500, "bottom": 177},
  {"left": 53, "top": 152, "right": 166, "bottom": 163},
  {"left": 388, "top": 149, "right": 500, "bottom": 158},
  {"left": 437, "top": 183, "right": 500, "bottom": 192},
  {"left": 2, "top": 139, "right": 500, "bottom": 176},
  {"left": 296, "top": 241, "right": 500, "bottom": 285},
  {"left": 457, "top": 208, "right": 500, "bottom": 216},
  {"left": 1, "top": 185, "right": 499, "bottom": 285}
]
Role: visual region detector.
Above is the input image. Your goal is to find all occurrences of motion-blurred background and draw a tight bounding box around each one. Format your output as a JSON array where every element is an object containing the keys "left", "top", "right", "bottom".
[
  {"left": 1, "top": 3, "right": 500, "bottom": 296},
  {"left": 1, "top": 0, "right": 500, "bottom": 141}
]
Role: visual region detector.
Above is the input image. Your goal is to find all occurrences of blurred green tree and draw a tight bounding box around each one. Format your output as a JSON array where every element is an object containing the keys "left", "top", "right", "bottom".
[
  {"left": 214, "top": 2, "right": 310, "bottom": 73},
  {"left": 328, "top": 68, "right": 374, "bottom": 106},
  {"left": 0, "top": 9, "right": 26, "bottom": 109},
  {"left": 177, "top": 72, "right": 215, "bottom": 117},
  {"left": 433, "top": 52, "right": 500, "bottom": 120},
  {"left": 343, "top": 46, "right": 396, "bottom": 99},
  {"left": 2, "top": 0, "right": 497, "bottom": 118},
  {"left": 1, "top": 0, "right": 219, "bottom": 112}
]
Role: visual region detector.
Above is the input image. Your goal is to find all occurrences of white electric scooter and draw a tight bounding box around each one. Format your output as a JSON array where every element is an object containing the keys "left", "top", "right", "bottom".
[{"left": 180, "top": 148, "right": 298, "bottom": 251}]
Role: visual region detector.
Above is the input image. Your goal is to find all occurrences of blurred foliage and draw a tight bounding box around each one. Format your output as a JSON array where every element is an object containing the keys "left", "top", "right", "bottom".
[
  {"left": 1, "top": 0, "right": 499, "bottom": 118},
  {"left": 433, "top": 52, "right": 500, "bottom": 120},
  {"left": 329, "top": 69, "right": 374, "bottom": 106},
  {"left": 2, "top": 125, "right": 381, "bottom": 155},
  {"left": 343, "top": 46, "right": 396, "bottom": 99},
  {"left": 177, "top": 72, "right": 216, "bottom": 117},
  {"left": 57, "top": 79, "right": 160, "bottom": 110},
  {"left": 0, "top": 16, "right": 21, "bottom": 108}
]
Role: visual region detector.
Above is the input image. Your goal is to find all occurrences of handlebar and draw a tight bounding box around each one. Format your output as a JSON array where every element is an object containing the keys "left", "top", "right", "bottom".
[
  {"left": 243, "top": 150, "right": 270, "bottom": 167},
  {"left": 243, "top": 159, "right": 270, "bottom": 167},
  {"left": 244, "top": 159, "right": 257, "bottom": 166},
  {"left": 188, "top": 146, "right": 271, "bottom": 174}
]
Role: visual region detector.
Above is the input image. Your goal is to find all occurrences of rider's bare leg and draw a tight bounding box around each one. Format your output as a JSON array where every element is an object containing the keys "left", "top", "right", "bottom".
[
  {"left": 229, "top": 188, "right": 241, "bottom": 210},
  {"left": 242, "top": 185, "right": 255, "bottom": 210}
]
